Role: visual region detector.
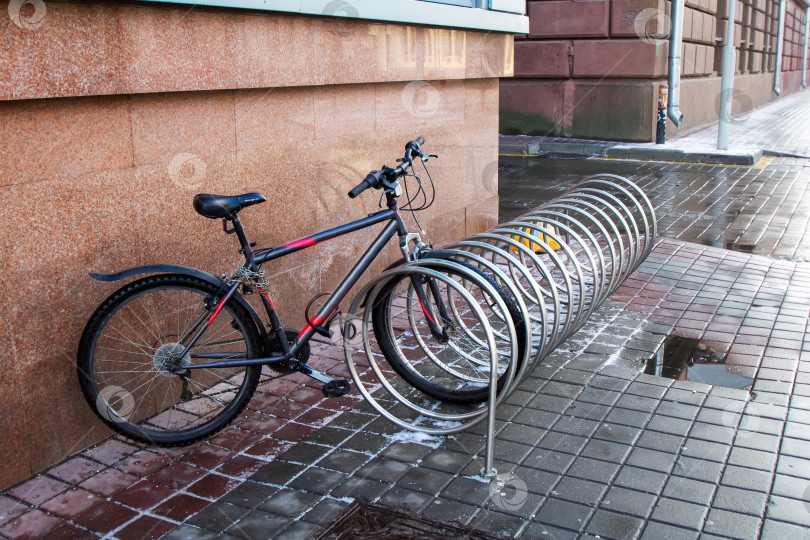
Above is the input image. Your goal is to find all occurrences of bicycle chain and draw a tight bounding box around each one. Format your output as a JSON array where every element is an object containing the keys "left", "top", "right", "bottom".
[{"left": 231, "top": 266, "right": 270, "bottom": 290}]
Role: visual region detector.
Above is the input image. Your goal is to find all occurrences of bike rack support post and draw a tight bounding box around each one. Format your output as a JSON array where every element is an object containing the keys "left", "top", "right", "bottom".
[{"left": 342, "top": 262, "right": 518, "bottom": 477}]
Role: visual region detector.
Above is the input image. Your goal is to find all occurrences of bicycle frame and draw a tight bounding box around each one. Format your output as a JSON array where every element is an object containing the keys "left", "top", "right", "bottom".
[{"left": 176, "top": 205, "right": 423, "bottom": 380}]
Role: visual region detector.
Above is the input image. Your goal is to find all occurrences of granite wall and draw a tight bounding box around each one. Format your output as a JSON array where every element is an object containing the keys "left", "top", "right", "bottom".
[{"left": 0, "top": 1, "right": 513, "bottom": 490}]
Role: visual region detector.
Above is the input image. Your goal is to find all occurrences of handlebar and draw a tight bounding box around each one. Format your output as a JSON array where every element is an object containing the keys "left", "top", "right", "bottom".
[{"left": 348, "top": 137, "right": 430, "bottom": 199}]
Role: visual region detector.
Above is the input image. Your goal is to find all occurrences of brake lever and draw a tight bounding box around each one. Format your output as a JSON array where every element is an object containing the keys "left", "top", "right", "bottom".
[{"left": 422, "top": 154, "right": 438, "bottom": 162}]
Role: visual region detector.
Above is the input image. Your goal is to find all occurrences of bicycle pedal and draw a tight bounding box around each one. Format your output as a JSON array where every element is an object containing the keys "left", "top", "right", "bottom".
[{"left": 322, "top": 380, "right": 351, "bottom": 398}]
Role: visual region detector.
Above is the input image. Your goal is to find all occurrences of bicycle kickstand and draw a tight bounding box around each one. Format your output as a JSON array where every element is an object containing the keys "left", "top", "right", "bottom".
[{"left": 292, "top": 362, "right": 351, "bottom": 398}]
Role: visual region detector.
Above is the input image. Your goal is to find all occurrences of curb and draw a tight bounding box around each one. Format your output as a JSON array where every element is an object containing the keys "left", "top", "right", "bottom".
[
  {"left": 603, "top": 146, "right": 763, "bottom": 166},
  {"left": 498, "top": 138, "right": 763, "bottom": 166},
  {"left": 499, "top": 140, "right": 540, "bottom": 155},
  {"left": 499, "top": 141, "right": 614, "bottom": 157},
  {"left": 540, "top": 141, "right": 613, "bottom": 156}
]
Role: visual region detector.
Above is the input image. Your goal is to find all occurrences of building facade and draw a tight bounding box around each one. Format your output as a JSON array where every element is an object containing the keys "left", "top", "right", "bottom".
[
  {"left": 502, "top": 0, "right": 809, "bottom": 141},
  {"left": 0, "top": 0, "right": 527, "bottom": 490}
]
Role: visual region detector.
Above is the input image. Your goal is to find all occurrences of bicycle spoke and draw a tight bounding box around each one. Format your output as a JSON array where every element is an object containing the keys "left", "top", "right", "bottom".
[{"left": 80, "top": 277, "right": 259, "bottom": 443}]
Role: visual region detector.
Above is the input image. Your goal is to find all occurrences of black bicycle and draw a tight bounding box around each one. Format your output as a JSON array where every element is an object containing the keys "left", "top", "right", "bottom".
[{"left": 77, "top": 138, "right": 526, "bottom": 446}]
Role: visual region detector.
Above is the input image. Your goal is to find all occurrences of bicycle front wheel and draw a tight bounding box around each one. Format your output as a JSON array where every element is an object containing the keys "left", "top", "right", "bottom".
[
  {"left": 371, "top": 259, "right": 525, "bottom": 405},
  {"left": 77, "top": 274, "right": 262, "bottom": 446}
]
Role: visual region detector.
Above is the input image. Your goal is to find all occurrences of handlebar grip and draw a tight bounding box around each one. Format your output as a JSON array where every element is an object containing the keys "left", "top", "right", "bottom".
[
  {"left": 348, "top": 179, "right": 372, "bottom": 199},
  {"left": 349, "top": 171, "right": 384, "bottom": 198},
  {"left": 405, "top": 137, "right": 426, "bottom": 157}
]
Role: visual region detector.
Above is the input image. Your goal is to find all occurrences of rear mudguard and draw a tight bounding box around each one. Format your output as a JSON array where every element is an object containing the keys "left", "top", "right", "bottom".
[{"left": 90, "top": 264, "right": 270, "bottom": 349}]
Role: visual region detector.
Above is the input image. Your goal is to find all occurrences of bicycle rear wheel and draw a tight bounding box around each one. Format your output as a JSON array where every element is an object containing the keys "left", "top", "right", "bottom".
[
  {"left": 371, "top": 258, "right": 525, "bottom": 405},
  {"left": 77, "top": 274, "right": 261, "bottom": 446}
]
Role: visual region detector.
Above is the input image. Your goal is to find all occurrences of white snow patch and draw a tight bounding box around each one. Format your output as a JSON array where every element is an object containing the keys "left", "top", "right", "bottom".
[
  {"left": 466, "top": 473, "right": 494, "bottom": 484},
  {"left": 385, "top": 431, "right": 444, "bottom": 448}
]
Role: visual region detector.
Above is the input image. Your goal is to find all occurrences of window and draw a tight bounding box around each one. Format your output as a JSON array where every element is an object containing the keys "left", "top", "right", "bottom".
[
  {"left": 421, "top": 0, "right": 525, "bottom": 12},
  {"left": 141, "top": 0, "right": 528, "bottom": 33},
  {"left": 421, "top": 0, "right": 477, "bottom": 7}
]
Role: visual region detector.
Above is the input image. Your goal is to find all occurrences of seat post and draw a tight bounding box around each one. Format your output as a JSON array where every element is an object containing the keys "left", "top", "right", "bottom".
[{"left": 230, "top": 216, "right": 255, "bottom": 266}]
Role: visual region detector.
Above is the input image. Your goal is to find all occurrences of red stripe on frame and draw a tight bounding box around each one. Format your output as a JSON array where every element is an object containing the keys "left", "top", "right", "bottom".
[
  {"left": 261, "top": 293, "right": 275, "bottom": 310},
  {"left": 207, "top": 297, "right": 227, "bottom": 326},
  {"left": 311, "top": 309, "right": 336, "bottom": 327},
  {"left": 417, "top": 297, "right": 435, "bottom": 324},
  {"left": 283, "top": 237, "right": 318, "bottom": 249}
]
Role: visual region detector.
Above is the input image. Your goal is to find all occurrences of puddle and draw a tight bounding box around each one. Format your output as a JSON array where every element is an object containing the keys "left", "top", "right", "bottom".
[
  {"left": 644, "top": 336, "right": 753, "bottom": 390},
  {"left": 722, "top": 242, "right": 755, "bottom": 253}
]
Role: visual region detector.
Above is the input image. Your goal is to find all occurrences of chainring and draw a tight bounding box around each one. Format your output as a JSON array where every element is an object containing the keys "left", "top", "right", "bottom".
[{"left": 266, "top": 329, "right": 311, "bottom": 374}]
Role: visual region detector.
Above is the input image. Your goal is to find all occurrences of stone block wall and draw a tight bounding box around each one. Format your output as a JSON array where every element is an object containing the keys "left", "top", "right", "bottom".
[
  {"left": 502, "top": 0, "right": 810, "bottom": 141},
  {"left": 0, "top": 1, "right": 513, "bottom": 491}
]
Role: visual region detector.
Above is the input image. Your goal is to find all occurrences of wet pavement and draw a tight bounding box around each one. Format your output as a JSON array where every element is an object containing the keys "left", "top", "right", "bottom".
[
  {"left": 5, "top": 94, "right": 810, "bottom": 538},
  {"left": 149, "top": 237, "right": 810, "bottom": 540},
  {"left": 638, "top": 89, "right": 810, "bottom": 158},
  {"left": 500, "top": 156, "right": 810, "bottom": 262}
]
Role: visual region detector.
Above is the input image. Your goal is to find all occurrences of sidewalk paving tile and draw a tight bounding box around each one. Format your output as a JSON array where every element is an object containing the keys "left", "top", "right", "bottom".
[
  {"left": 712, "top": 485, "right": 769, "bottom": 516},
  {"left": 586, "top": 509, "right": 645, "bottom": 539},
  {"left": 532, "top": 497, "right": 593, "bottom": 532},
  {"left": 601, "top": 486, "right": 656, "bottom": 518}
]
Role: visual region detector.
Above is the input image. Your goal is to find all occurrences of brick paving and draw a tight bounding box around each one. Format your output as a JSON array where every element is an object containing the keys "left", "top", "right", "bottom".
[
  {"left": 5, "top": 99, "right": 810, "bottom": 538},
  {"left": 148, "top": 239, "right": 810, "bottom": 539},
  {"left": 0, "top": 359, "right": 365, "bottom": 539}
]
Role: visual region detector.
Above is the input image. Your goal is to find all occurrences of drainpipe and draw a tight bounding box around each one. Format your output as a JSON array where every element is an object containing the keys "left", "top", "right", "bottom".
[
  {"left": 803, "top": 7, "right": 809, "bottom": 88},
  {"left": 774, "top": 0, "right": 786, "bottom": 95},
  {"left": 668, "top": 0, "right": 685, "bottom": 127},
  {"left": 718, "top": 0, "right": 737, "bottom": 149}
]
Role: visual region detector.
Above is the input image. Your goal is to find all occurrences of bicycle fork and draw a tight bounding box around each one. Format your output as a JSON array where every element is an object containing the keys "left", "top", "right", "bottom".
[{"left": 410, "top": 274, "right": 453, "bottom": 342}]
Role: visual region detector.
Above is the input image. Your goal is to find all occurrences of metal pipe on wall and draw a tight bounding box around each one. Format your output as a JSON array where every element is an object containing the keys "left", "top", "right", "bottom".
[
  {"left": 668, "top": 0, "right": 685, "bottom": 126},
  {"left": 718, "top": 0, "right": 738, "bottom": 149},
  {"left": 803, "top": 7, "right": 809, "bottom": 88},
  {"left": 774, "top": 0, "right": 786, "bottom": 95}
]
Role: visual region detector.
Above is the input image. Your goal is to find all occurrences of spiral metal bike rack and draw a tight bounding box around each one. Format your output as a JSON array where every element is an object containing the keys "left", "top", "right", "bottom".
[{"left": 342, "top": 175, "right": 657, "bottom": 476}]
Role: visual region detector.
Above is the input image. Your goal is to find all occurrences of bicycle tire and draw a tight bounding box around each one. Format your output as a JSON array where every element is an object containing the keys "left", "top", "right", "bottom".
[
  {"left": 371, "top": 253, "right": 526, "bottom": 405},
  {"left": 77, "top": 274, "right": 262, "bottom": 446}
]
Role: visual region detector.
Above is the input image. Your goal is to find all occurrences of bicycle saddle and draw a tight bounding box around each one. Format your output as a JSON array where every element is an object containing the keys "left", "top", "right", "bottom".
[{"left": 193, "top": 193, "right": 266, "bottom": 219}]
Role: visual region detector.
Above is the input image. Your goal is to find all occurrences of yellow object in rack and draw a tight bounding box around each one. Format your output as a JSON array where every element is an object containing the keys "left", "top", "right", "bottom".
[{"left": 509, "top": 223, "right": 561, "bottom": 253}]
